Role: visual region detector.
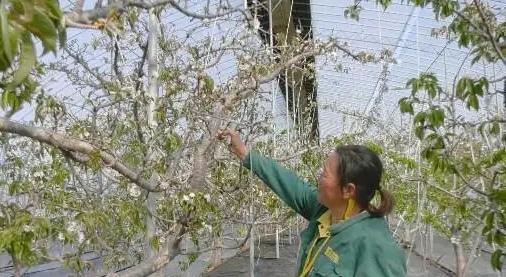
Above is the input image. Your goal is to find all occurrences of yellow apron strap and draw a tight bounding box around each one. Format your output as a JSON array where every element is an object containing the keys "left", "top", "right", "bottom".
[
  {"left": 344, "top": 198, "right": 356, "bottom": 220},
  {"left": 300, "top": 201, "right": 356, "bottom": 277},
  {"left": 299, "top": 236, "right": 331, "bottom": 277}
]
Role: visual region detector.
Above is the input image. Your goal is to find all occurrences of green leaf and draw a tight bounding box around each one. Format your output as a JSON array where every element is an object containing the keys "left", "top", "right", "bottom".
[
  {"left": 495, "top": 230, "right": 505, "bottom": 247},
  {"left": 9, "top": 34, "right": 36, "bottom": 88},
  {"left": 428, "top": 108, "right": 445, "bottom": 128},
  {"left": 471, "top": 52, "right": 483, "bottom": 65},
  {"left": 0, "top": 4, "right": 12, "bottom": 62},
  {"left": 459, "top": 32, "right": 470, "bottom": 47},
  {"left": 414, "top": 111, "right": 426, "bottom": 124},
  {"left": 0, "top": 47, "right": 9, "bottom": 71},
  {"left": 58, "top": 23, "right": 66, "bottom": 48},
  {"left": 8, "top": 181, "right": 24, "bottom": 195},
  {"left": 473, "top": 82, "right": 483, "bottom": 96},
  {"left": 1, "top": 90, "right": 15, "bottom": 109},
  {"left": 485, "top": 212, "right": 495, "bottom": 228},
  {"left": 377, "top": 0, "right": 392, "bottom": 9},
  {"left": 490, "top": 122, "right": 500, "bottom": 135},
  {"left": 43, "top": 0, "right": 63, "bottom": 22},
  {"left": 150, "top": 235, "right": 160, "bottom": 251},
  {"left": 344, "top": 5, "right": 362, "bottom": 21},
  {"left": 456, "top": 78, "right": 467, "bottom": 98},
  {"left": 427, "top": 83, "right": 437, "bottom": 98},
  {"left": 399, "top": 98, "right": 414, "bottom": 114},
  {"left": 465, "top": 78, "right": 474, "bottom": 94},
  {"left": 411, "top": 0, "right": 428, "bottom": 7},
  {"left": 479, "top": 77, "right": 489, "bottom": 93},
  {"left": 204, "top": 76, "right": 214, "bottom": 92},
  {"left": 406, "top": 78, "right": 420, "bottom": 95},
  {"left": 25, "top": 7, "right": 58, "bottom": 53},
  {"left": 414, "top": 126, "right": 425, "bottom": 139},
  {"left": 467, "top": 94, "right": 479, "bottom": 110},
  {"left": 491, "top": 249, "right": 504, "bottom": 271},
  {"left": 490, "top": 188, "right": 506, "bottom": 204}
]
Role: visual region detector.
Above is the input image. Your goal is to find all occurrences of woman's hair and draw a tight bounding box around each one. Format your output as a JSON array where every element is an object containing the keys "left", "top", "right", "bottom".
[{"left": 334, "top": 145, "right": 393, "bottom": 217}]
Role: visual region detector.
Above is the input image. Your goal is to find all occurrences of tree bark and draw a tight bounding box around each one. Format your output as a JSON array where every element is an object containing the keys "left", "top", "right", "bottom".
[
  {"left": 144, "top": 4, "right": 161, "bottom": 261},
  {"left": 12, "top": 254, "right": 21, "bottom": 277},
  {"left": 0, "top": 117, "right": 161, "bottom": 191},
  {"left": 111, "top": 224, "right": 185, "bottom": 277},
  {"left": 452, "top": 231, "right": 466, "bottom": 277}
]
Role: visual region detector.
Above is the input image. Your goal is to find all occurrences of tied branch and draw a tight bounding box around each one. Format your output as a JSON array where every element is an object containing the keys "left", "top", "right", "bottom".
[
  {"left": 222, "top": 40, "right": 356, "bottom": 106},
  {"left": 0, "top": 117, "right": 164, "bottom": 192},
  {"left": 64, "top": 0, "right": 245, "bottom": 29}
]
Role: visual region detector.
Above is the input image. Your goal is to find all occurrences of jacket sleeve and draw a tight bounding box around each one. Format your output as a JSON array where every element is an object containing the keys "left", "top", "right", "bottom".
[{"left": 242, "top": 150, "right": 321, "bottom": 220}]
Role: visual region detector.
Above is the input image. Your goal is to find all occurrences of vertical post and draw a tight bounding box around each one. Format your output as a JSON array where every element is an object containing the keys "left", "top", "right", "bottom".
[
  {"left": 268, "top": 0, "right": 276, "bottom": 154},
  {"left": 147, "top": 9, "right": 159, "bottom": 127},
  {"left": 288, "top": 225, "right": 292, "bottom": 245},
  {"left": 275, "top": 224, "right": 280, "bottom": 259},
  {"left": 249, "top": 205, "right": 255, "bottom": 277},
  {"left": 429, "top": 225, "right": 434, "bottom": 259},
  {"left": 502, "top": 79, "right": 506, "bottom": 108},
  {"left": 145, "top": 6, "right": 160, "bottom": 260},
  {"left": 285, "top": 69, "right": 290, "bottom": 140}
]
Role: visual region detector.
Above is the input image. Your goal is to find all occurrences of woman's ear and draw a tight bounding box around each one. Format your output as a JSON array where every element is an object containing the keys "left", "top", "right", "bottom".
[{"left": 342, "top": 183, "right": 357, "bottom": 199}]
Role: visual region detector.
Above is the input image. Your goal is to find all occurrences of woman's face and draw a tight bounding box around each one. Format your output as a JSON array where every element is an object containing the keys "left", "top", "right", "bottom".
[{"left": 317, "top": 152, "right": 344, "bottom": 208}]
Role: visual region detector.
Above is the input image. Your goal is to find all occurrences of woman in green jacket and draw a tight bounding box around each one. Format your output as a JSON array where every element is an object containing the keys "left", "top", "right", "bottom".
[{"left": 218, "top": 129, "right": 407, "bottom": 277}]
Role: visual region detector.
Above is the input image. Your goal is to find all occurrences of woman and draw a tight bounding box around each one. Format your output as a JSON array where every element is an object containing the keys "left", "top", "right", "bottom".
[{"left": 218, "top": 129, "right": 407, "bottom": 277}]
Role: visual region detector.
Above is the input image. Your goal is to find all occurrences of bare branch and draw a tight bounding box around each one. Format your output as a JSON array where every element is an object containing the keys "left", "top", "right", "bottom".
[
  {"left": 165, "top": 0, "right": 246, "bottom": 20},
  {"left": 0, "top": 117, "right": 162, "bottom": 192},
  {"left": 490, "top": 75, "right": 506, "bottom": 83},
  {"left": 454, "top": 168, "right": 489, "bottom": 197},
  {"left": 110, "top": 224, "right": 185, "bottom": 277},
  {"left": 63, "top": 47, "right": 110, "bottom": 88},
  {"left": 73, "top": 0, "right": 86, "bottom": 14},
  {"left": 112, "top": 36, "right": 123, "bottom": 81},
  {"left": 472, "top": 0, "right": 506, "bottom": 65},
  {"left": 64, "top": 0, "right": 246, "bottom": 29},
  {"left": 226, "top": 41, "right": 352, "bottom": 104}
]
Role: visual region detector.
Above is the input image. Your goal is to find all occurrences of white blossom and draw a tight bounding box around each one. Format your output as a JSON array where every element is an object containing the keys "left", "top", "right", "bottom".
[
  {"left": 189, "top": 192, "right": 195, "bottom": 198},
  {"left": 67, "top": 221, "right": 79, "bottom": 233},
  {"left": 450, "top": 236, "right": 460, "bottom": 245},
  {"left": 78, "top": 231, "right": 85, "bottom": 244},
  {"left": 253, "top": 18, "right": 260, "bottom": 31},
  {"left": 202, "top": 222, "right": 212, "bottom": 232},
  {"left": 129, "top": 184, "right": 141, "bottom": 198},
  {"left": 33, "top": 171, "right": 44, "bottom": 178},
  {"left": 23, "top": 225, "right": 34, "bottom": 232},
  {"left": 203, "top": 194, "right": 211, "bottom": 202},
  {"left": 160, "top": 181, "right": 170, "bottom": 190}
]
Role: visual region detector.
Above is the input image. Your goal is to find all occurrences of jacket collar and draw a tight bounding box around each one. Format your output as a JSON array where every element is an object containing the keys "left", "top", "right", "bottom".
[{"left": 316, "top": 210, "right": 371, "bottom": 235}]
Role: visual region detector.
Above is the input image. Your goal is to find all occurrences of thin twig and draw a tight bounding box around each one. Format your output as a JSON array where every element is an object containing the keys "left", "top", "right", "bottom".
[{"left": 472, "top": 0, "right": 506, "bottom": 65}]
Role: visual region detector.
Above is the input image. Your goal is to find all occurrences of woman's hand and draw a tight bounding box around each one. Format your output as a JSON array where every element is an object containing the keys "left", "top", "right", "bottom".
[{"left": 217, "top": 129, "right": 249, "bottom": 160}]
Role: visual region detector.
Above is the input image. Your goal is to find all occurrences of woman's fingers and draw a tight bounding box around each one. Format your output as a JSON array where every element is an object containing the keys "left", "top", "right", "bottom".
[
  {"left": 217, "top": 129, "right": 247, "bottom": 159},
  {"left": 217, "top": 129, "right": 232, "bottom": 140}
]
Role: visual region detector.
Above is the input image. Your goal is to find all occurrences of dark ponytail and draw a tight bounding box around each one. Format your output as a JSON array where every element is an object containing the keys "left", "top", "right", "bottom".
[
  {"left": 335, "top": 145, "right": 395, "bottom": 217},
  {"left": 368, "top": 188, "right": 394, "bottom": 217}
]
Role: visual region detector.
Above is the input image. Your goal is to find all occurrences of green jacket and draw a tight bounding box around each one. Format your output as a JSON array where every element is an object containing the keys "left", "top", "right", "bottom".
[{"left": 243, "top": 151, "right": 407, "bottom": 277}]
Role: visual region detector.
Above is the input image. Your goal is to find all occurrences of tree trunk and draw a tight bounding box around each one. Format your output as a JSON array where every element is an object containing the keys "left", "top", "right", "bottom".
[
  {"left": 144, "top": 5, "right": 161, "bottom": 260},
  {"left": 12, "top": 254, "right": 21, "bottom": 277},
  {"left": 210, "top": 236, "right": 223, "bottom": 267},
  {"left": 452, "top": 231, "right": 466, "bottom": 277}
]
